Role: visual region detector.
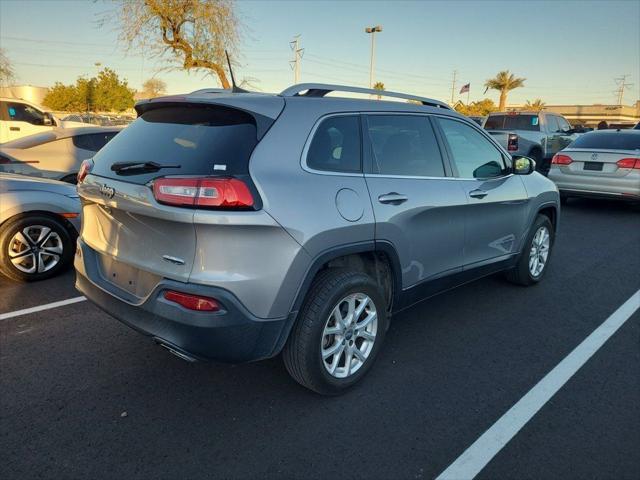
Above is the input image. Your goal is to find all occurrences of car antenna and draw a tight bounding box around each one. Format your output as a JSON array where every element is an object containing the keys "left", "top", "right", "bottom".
[{"left": 226, "top": 51, "right": 250, "bottom": 93}]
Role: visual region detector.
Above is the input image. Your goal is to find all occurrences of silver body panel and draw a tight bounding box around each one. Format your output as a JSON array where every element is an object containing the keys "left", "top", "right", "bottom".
[{"left": 76, "top": 88, "right": 560, "bottom": 324}]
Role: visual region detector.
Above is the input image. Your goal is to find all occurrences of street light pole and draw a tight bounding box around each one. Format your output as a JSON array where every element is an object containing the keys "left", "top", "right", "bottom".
[{"left": 365, "top": 25, "right": 382, "bottom": 89}]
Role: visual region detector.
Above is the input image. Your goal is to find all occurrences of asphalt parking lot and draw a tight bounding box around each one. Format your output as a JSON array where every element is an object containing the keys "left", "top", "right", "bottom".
[{"left": 1, "top": 198, "right": 639, "bottom": 480}]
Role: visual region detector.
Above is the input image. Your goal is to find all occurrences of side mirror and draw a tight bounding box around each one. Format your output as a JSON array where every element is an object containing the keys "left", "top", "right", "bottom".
[
  {"left": 512, "top": 155, "right": 536, "bottom": 175},
  {"left": 43, "top": 113, "right": 53, "bottom": 126}
]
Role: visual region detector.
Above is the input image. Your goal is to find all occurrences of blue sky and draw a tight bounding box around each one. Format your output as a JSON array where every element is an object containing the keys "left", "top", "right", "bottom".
[{"left": 1, "top": 0, "right": 639, "bottom": 106}]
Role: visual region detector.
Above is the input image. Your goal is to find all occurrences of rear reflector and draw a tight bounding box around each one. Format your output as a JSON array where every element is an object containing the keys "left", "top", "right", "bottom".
[
  {"left": 163, "top": 290, "right": 221, "bottom": 312},
  {"left": 153, "top": 177, "right": 254, "bottom": 209},
  {"left": 552, "top": 154, "right": 573, "bottom": 165},
  {"left": 616, "top": 157, "right": 640, "bottom": 169}
]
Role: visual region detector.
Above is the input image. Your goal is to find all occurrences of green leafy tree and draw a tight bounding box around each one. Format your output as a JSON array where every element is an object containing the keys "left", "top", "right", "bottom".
[
  {"left": 523, "top": 98, "right": 546, "bottom": 112},
  {"left": 42, "top": 68, "right": 134, "bottom": 112},
  {"left": 455, "top": 98, "right": 498, "bottom": 116},
  {"left": 484, "top": 70, "right": 526, "bottom": 111}
]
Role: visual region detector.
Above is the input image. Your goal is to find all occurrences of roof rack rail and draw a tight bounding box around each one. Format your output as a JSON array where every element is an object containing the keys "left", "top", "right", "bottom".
[{"left": 280, "top": 83, "right": 451, "bottom": 109}]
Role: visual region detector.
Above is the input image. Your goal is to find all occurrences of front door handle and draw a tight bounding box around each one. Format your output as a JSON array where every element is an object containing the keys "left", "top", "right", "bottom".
[
  {"left": 378, "top": 192, "right": 408, "bottom": 205},
  {"left": 469, "top": 189, "right": 488, "bottom": 199},
  {"left": 9, "top": 127, "right": 20, "bottom": 131}
]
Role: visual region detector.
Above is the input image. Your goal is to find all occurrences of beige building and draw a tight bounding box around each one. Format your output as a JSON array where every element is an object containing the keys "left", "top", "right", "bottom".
[
  {"left": 0, "top": 85, "right": 49, "bottom": 105},
  {"left": 542, "top": 102, "right": 640, "bottom": 128}
]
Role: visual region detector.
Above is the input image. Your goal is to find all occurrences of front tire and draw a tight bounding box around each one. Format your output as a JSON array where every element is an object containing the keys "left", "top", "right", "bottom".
[
  {"left": 505, "top": 214, "right": 554, "bottom": 286},
  {"left": 283, "top": 269, "right": 389, "bottom": 395},
  {"left": 0, "top": 214, "right": 75, "bottom": 282}
]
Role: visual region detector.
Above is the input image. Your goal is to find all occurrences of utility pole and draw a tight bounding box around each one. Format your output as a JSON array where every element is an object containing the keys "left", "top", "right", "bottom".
[
  {"left": 289, "top": 35, "right": 304, "bottom": 84},
  {"left": 450, "top": 70, "right": 458, "bottom": 105},
  {"left": 614, "top": 75, "right": 633, "bottom": 106},
  {"left": 365, "top": 25, "right": 383, "bottom": 89}
]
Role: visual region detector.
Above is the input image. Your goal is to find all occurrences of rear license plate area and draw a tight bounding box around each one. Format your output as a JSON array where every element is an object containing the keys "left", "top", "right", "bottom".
[
  {"left": 97, "top": 255, "right": 161, "bottom": 298},
  {"left": 583, "top": 162, "right": 603, "bottom": 171}
]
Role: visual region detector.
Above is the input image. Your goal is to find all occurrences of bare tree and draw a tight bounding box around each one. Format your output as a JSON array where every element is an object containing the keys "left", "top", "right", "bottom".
[
  {"left": 0, "top": 49, "right": 15, "bottom": 86},
  {"left": 110, "top": 0, "right": 240, "bottom": 89},
  {"left": 141, "top": 78, "right": 167, "bottom": 98}
]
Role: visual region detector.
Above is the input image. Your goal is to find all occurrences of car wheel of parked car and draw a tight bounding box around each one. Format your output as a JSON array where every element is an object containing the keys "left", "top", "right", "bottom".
[
  {"left": 505, "top": 214, "right": 554, "bottom": 286},
  {"left": 0, "top": 214, "right": 75, "bottom": 282},
  {"left": 283, "top": 269, "right": 389, "bottom": 395}
]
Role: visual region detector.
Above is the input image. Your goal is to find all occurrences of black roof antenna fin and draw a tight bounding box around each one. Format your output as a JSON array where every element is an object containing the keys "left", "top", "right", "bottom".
[{"left": 225, "top": 50, "right": 250, "bottom": 93}]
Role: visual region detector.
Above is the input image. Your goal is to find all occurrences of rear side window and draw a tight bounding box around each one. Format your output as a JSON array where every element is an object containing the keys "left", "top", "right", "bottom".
[
  {"left": 484, "top": 114, "right": 540, "bottom": 132},
  {"left": 569, "top": 132, "right": 640, "bottom": 151},
  {"left": 72, "top": 132, "right": 119, "bottom": 151},
  {"left": 306, "top": 116, "right": 361, "bottom": 173},
  {"left": 365, "top": 115, "right": 445, "bottom": 177},
  {"left": 91, "top": 105, "right": 258, "bottom": 185}
]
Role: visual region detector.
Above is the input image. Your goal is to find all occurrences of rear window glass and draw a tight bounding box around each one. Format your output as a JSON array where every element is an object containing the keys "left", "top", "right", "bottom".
[
  {"left": 484, "top": 114, "right": 540, "bottom": 131},
  {"left": 91, "top": 105, "right": 257, "bottom": 185},
  {"left": 569, "top": 132, "right": 640, "bottom": 151}
]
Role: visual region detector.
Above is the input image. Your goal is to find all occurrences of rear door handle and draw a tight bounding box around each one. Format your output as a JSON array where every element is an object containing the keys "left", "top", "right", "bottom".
[
  {"left": 469, "top": 189, "right": 488, "bottom": 199},
  {"left": 378, "top": 192, "right": 408, "bottom": 205},
  {"left": 9, "top": 127, "right": 20, "bottom": 131}
]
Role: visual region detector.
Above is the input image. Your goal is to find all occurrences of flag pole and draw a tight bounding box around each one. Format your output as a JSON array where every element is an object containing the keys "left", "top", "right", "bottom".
[{"left": 467, "top": 86, "right": 470, "bottom": 106}]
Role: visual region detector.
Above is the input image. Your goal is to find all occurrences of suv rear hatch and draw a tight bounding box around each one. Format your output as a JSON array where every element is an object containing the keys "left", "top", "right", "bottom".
[{"left": 77, "top": 98, "right": 283, "bottom": 299}]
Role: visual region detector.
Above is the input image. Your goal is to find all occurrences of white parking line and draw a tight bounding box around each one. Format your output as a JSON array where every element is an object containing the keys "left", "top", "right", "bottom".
[
  {"left": 436, "top": 289, "right": 640, "bottom": 480},
  {"left": 0, "top": 296, "right": 87, "bottom": 321}
]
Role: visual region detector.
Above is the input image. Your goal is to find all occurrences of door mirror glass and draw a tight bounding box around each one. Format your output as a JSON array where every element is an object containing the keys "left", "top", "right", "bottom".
[{"left": 512, "top": 155, "right": 535, "bottom": 175}]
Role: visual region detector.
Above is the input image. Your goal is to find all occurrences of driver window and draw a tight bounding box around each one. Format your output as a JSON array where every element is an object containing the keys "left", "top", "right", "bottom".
[
  {"left": 546, "top": 116, "right": 560, "bottom": 133},
  {"left": 7, "top": 103, "right": 46, "bottom": 126},
  {"left": 437, "top": 118, "right": 506, "bottom": 179}
]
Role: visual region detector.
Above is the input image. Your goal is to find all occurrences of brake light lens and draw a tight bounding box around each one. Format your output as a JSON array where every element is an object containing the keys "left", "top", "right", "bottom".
[
  {"left": 616, "top": 157, "right": 640, "bottom": 169},
  {"left": 77, "top": 159, "right": 93, "bottom": 183},
  {"left": 552, "top": 154, "right": 573, "bottom": 165},
  {"left": 163, "top": 290, "right": 221, "bottom": 312},
  {"left": 507, "top": 133, "right": 518, "bottom": 151},
  {"left": 152, "top": 177, "right": 254, "bottom": 209}
]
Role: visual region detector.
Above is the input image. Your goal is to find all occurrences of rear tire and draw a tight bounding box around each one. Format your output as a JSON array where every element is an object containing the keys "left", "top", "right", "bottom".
[
  {"left": 0, "top": 214, "right": 75, "bottom": 282},
  {"left": 283, "top": 269, "right": 388, "bottom": 395},
  {"left": 505, "top": 214, "right": 554, "bottom": 286}
]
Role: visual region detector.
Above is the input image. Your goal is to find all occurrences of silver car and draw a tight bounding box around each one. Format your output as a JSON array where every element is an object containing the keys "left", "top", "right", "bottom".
[
  {"left": 549, "top": 129, "right": 640, "bottom": 202},
  {"left": 0, "top": 173, "right": 80, "bottom": 281},
  {"left": 0, "top": 126, "right": 121, "bottom": 183},
  {"left": 74, "top": 83, "right": 560, "bottom": 394}
]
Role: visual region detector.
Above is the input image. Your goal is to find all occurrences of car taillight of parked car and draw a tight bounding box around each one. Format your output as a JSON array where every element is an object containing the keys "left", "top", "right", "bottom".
[
  {"left": 152, "top": 177, "right": 254, "bottom": 209},
  {"left": 616, "top": 158, "right": 640, "bottom": 169},
  {"left": 507, "top": 133, "right": 518, "bottom": 151},
  {"left": 77, "top": 159, "right": 94, "bottom": 183},
  {"left": 551, "top": 154, "right": 573, "bottom": 165}
]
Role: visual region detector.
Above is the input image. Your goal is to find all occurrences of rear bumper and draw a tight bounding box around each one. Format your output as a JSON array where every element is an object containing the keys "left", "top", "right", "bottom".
[
  {"left": 75, "top": 240, "right": 291, "bottom": 363},
  {"left": 549, "top": 168, "right": 640, "bottom": 200}
]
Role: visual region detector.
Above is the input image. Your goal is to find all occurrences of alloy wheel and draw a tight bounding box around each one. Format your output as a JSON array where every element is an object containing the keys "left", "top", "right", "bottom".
[
  {"left": 321, "top": 292, "right": 378, "bottom": 379},
  {"left": 8, "top": 225, "right": 64, "bottom": 274},
  {"left": 529, "top": 226, "right": 550, "bottom": 278}
]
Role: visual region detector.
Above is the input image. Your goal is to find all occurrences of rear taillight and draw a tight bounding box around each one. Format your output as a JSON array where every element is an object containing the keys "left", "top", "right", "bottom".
[
  {"left": 552, "top": 154, "right": 573, "bottom": 165},
  {"left": 616, "top": 157, "right": 640, "bottom": 169},
  {"left": 77, "top": 159, "right": 93, "bottom": 183},
  {"left": 507, "top": 133, "right": 518, "bottom": 152},
  {"left": 152, "top": 177, "right": 254, "bottom": 209},
  {"left": 163, "top": 290, "right": 221, "bottom": 312}
]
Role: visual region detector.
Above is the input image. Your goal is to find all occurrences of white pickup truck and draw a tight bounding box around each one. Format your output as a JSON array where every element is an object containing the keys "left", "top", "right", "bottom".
[
  {"left": 0, "top": 97, "right": 86, "bottom": 143},
  {"left": 484, "top": 111, "right": 579, "bottom": 175}
]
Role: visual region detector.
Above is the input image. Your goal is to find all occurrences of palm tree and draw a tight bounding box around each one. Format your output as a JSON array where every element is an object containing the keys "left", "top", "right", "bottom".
[
  {"left": 484, "top": 71, "right": 526, "bottom": 111},
  {"left": 524, "top": 98, "right": 546, "bottom": 112},
  {"left": 373, "top": 81, "right": 385, "bottom": 100}
]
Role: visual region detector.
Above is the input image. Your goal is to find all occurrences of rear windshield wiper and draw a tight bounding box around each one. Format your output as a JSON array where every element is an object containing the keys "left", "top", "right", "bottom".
[{"left": 110, "top": 161, "right": 181, "bottom": 175}]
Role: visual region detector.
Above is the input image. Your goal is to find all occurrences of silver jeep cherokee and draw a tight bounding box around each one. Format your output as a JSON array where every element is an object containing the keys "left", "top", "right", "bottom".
[{"left": 75, "top": 83, "right": 560, "bottom": 395}]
